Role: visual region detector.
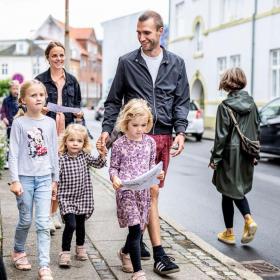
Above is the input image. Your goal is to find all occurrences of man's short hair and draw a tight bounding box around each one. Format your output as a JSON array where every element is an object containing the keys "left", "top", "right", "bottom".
[{"left": 138, "top": 10, "right": 164, "bottom": 30}]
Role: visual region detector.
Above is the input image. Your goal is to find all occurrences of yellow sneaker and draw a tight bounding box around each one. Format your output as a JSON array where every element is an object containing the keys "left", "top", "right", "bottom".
[
  {"left": 241, "top": 219, "right": 257, "bottom": 244},
  {"left": 217, "top": 230, "right": 236, "bottom": 245}
]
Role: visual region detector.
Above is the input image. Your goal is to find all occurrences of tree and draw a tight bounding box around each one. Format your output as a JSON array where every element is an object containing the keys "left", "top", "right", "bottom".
[{"left": 0, "top": 79, "right": 11, "bottom": 98}]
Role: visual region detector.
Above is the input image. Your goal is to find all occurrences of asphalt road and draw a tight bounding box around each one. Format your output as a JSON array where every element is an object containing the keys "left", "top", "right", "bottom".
[{"left": 159, "top": 137, "right": 280, "bottom": 280}]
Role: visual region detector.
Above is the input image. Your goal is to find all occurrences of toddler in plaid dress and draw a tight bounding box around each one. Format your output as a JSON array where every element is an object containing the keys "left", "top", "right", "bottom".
[
  {"left": 57, "top": 124, "right": 107, "bottom": 267},
  {"left": 109, "top": 99, "right": 164, "bottom": 280}
]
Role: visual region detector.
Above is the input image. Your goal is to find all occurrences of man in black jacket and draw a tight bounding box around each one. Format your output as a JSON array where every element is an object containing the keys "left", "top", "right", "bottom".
[{"left": 99, "top": 10, "right": 189, "bottom": 276}]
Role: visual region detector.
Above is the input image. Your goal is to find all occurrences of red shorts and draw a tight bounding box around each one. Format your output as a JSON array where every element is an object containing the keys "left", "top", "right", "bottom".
[{"left": 149, "top": 134, "right": 173, "bottom": 188}]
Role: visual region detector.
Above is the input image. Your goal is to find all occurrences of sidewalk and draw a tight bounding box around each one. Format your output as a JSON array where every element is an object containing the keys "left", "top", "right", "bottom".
[{"left": 0, "top": 170, "right": 261, "bottom": 280}]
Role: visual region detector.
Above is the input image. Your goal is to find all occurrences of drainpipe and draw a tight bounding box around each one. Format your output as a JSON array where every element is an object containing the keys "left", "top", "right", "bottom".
[
  {"left": 64, "top": 0, "right": 70, "bottom": 71},
  {"left": 251, "top": 0, "right": 258, "bottom": 96}
]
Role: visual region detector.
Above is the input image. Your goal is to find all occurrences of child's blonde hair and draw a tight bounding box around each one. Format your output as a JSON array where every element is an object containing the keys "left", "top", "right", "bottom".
[
  {"left": 219, "top": 67, "right": 247, "bottom": 92},
  {"left": 116, "top": 99, "right": 153, "bottom": 133},
  {"left": 59, "top": 124, "right": 92, "bottom": 154},
  {"left": 15, "top": 80, "right": 48, "bottom": 118}
]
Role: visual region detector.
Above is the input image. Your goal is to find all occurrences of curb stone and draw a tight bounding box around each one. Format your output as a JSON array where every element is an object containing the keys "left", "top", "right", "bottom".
[{"left": 92, "top": 169, "right": 262, "bottom": 280}]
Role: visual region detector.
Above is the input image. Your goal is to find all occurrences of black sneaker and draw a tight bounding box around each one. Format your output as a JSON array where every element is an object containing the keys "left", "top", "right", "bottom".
[
  {"left": 154, "top": 255, "right": 180, "bottom": 275},
  {"left": 140, "top": 241, "right": 151, "bottom": 260}
]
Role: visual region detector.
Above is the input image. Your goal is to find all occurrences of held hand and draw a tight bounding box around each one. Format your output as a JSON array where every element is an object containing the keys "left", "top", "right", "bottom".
[
  {"left": 10, "top": 181, "right": 23, "bottom": 196},
  {"left": 42, "top": 106, "right": 49, "bottom": 115},
  {"left": 96, "top": 139, "right": 108, "bottom": 157},
  {"left": 208, "top": 162, "right": 217, "bottom": 170},
  {"left": 170, "top": 134, "right": 185, "bottom": 157},
  {"left": 74, "top": 111, "right": 84, "bottom": 119},
  {"left": 112, "top": 176, "right": 122, "bottom": 190},
  {"left": 98, "top": 132, "right": 109, "bottom": 148},
  {"left": 51, "top": 182, "right": 58, "bottom": 200},
  {"left": 157, "top": 170, "right": 165, "bottom": 181}
]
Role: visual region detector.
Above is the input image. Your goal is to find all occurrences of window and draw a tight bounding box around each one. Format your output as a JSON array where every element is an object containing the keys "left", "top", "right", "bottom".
[
  {"left": 1, "top": 64, "right": 8, "bottom": 75},
  {"left": 222, "top": 0, "right": 241, "bottom": 22},
  {"left": 271, "top": 49, "right": 280, "bottom": 98},
  {"left": 260, "top": 98, "right": 280, "bottom": 123},
  {"left": 175, "top": 1, "right": 185, "bottom": 37},
  {"left": 230, "top": 55, "right": 241, "bottom": 67},
  {"left": 274, "top": 0, "right": 280, "bottom": 7},
  {"left": 217, "top": 57, "right": 227, "bottom": 89},
  {"left": 32, "top": 57, "right": 40, "bottom": 75},
  {"left": 195, "top": 23, "right": 203, "bottom": 52}
]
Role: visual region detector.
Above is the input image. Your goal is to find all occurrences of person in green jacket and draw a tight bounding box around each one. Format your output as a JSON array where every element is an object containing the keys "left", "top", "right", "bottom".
[{"left": 209, "top": 67, "right": 260, "bottom": 245}]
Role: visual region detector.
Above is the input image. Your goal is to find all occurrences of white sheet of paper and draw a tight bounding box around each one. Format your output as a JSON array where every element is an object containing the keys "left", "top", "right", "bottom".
[
  {"left": 122, "top": 161, "right": 163, "bottom": 191},
  {"left": 47, "top": 102, "right": 81, "bottom": 114}
]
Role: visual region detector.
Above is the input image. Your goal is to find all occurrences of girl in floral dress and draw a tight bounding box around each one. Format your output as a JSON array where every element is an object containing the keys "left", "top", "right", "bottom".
[{"left": 109, "top": 99, "right": 164, "bottom": 280}]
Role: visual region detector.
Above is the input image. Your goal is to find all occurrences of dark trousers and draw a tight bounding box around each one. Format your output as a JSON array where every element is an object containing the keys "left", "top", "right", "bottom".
[
  {"left": 222, "top": 195, "right": 251, "bottom": 228},
  {"left": 62, "top": 213, "right": 86, "bottom": 251},
  {"left": 123, "top": 224, "right": 142, "bottom": 273}
]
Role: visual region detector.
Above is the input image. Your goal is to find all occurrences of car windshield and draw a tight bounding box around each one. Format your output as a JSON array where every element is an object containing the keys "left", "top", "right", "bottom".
[{"left": 260, "top": 98, "right": 280, "bottom": 123}]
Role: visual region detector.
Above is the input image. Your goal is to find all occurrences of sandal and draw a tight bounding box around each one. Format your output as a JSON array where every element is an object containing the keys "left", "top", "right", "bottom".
[
  {"left": 38, "top": 266, "right": 53, "bottom": 280},
  {"left": 12, "top": 252, "right": 32, "bottom": 271}
]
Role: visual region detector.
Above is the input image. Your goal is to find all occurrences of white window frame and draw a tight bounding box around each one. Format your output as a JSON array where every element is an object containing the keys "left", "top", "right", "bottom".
[
  {"left": 222, "top": 0, "right": 241, "bottom": 23},
  {"left": 271, "top": 49, "right": 280, "bottom": 98},
  {"left": 1, "top": 63, "right": 8, "bottom": 75},
  {"left": 175, "top": 1, "right": 185, "bottom": 37},
  {"left": 230, "top": 54, "right": 241, "bottom": 67},
  {"left": 217, "top": 57, "right": 227, "bottom": 89}
]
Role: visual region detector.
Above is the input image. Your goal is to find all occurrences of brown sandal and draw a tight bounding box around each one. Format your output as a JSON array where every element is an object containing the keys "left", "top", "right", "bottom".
[{"left": 12, "top": 252, "right": 32, "bottom": 270}]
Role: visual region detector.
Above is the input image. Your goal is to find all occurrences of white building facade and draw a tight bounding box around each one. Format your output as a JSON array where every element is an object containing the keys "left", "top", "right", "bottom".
[
  {"left": 102, "top": 12, "right": 141, "bottom": 98},
  {"left": 169, "top": 0, "right": 280, "bottom": 128}
]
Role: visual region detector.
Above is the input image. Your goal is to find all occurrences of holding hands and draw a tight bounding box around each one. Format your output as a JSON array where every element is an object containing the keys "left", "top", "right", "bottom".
[{"left": 96, "top": 139, "right": 108, "bottom": 158}]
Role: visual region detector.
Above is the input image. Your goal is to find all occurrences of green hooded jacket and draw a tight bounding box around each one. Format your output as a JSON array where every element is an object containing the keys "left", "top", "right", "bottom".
[{"left": 210, "top": 90, "right": 260, "bottom": 199}]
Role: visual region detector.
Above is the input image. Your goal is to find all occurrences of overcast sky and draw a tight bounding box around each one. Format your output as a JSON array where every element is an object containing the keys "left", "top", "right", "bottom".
[{"left": 0, "top": 0, "right": 169, "bottom": 40}]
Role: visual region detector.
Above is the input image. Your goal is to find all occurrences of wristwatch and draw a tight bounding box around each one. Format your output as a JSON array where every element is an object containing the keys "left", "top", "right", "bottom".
[{"left": 176, "top": 132, "right": 185, "bottom": 137}]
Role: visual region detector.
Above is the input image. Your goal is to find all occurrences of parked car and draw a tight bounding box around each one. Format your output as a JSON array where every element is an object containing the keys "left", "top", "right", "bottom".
[
  {"left": 185, "top": 100, "right": 204, "bottom": 141},
  {"left": 94, "top": 99, "right": 105, "bottom": 121},
  {"left": 259, "top": 97, "right": 280, "bottom": 155}
]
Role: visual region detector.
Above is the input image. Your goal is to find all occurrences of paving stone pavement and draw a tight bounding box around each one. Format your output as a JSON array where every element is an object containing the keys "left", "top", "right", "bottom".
[{"left": 0, "top": 169, "right": 262, "bottom": 280}]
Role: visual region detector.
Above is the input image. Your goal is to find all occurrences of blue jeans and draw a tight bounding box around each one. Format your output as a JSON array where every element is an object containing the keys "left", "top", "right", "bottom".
[{"left": 14, "top": 175, "right": 52, "bottom": 268}]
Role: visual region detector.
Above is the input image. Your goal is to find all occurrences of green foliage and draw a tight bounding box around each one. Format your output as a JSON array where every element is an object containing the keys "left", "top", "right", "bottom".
[
  {"left": 0, "top": 79, "right": 11, "bottom": 98},
  {"left": 0, "top": 122, "right": 7, "bottom": 173}
]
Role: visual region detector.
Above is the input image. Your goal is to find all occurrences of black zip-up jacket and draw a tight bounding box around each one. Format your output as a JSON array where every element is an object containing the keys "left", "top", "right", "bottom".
[
  {"left": 102, "top": 47, "right": 190, "bottom": 135},
  {"left": 35, "top": 68, "right": 81, "bottom": 127}
]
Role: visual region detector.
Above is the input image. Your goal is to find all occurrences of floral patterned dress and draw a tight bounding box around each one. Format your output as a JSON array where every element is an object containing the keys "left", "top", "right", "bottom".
[{"left": 109, "top": 134, "right": 156, "bottom": 229}]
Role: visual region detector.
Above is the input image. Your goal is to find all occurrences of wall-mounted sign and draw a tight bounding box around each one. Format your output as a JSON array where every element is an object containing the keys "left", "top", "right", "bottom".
[{"left": 12, "top": 73, "right": 24, "bottom": 84}]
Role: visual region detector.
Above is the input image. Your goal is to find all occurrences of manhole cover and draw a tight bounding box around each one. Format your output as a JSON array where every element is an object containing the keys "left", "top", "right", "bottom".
[{"left": 241, "top": 260, "right": 280, "bottom": 277}]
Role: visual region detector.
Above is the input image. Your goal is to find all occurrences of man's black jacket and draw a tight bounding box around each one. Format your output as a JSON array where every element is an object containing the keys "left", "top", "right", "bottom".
[
  {"left": 35, "top": 68, "right": 81, "bottom": 127},
  {"left": 102, "top": 47, "right": 190, "bottom": 135}
]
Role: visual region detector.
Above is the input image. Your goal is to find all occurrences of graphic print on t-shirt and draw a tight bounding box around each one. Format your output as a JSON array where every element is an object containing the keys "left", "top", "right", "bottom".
[{"left": 27, "top": 127, "right": 48, "bottom": 158}]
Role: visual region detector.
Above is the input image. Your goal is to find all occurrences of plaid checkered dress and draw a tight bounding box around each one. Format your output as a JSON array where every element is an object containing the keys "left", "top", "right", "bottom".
[{"left": 58, "top": 151, "right": 106, "bottom": 219}]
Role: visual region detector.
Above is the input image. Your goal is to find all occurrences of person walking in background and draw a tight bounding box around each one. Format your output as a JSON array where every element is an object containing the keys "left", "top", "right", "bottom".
[
  {"left": 109, "top": 99, "right": 164, "bottom": 280},
  {"left": 35, "top": 41, "right": 83, "bottom": 234},
  {"left": 98, "top": 10, "right": 189, "bottom": 275},
  {"left": 9, "top": 80, "right": 58, "bottom": 280},
  {"left": 0, "top": 80, "right": 20, "bottom": 169},
  {"left": 57, "top": 124, "right": 106, "bottom": 268},
  {"left": 209, "top": 68, "right": 260, "bottom": 245},
  {"left": 0, "top": 80, "right": 20, "bottom": 140}
]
